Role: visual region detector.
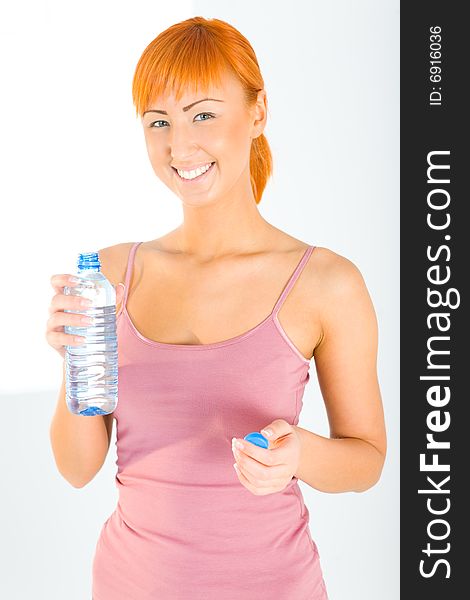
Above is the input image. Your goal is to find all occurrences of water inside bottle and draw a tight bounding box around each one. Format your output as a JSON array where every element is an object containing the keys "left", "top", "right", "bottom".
[{"left": 65, "top": 303, "right": 118, "bottom": 416}]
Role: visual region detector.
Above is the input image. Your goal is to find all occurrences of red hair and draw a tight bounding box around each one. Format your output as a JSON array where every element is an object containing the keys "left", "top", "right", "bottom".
[{"left": 132, "top": 16, "right": 273, "bottom": 204}]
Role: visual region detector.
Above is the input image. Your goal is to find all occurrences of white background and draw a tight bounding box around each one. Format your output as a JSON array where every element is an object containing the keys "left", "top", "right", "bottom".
[{"left": 0, "top": 1, "right": 399, "bottom": 598}]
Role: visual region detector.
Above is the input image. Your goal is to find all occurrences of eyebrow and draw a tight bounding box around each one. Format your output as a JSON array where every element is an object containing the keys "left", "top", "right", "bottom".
[{"left": 142, "top": 98, "right": 224, "bottom": 117}]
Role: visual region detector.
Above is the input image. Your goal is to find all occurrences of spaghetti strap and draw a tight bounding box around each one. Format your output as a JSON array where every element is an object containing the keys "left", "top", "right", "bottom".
[
  {"left": 117, "top": 242, "right": 315, "bottom": 320},
  {"left": 272, "top": 245, "right": 316, "bottom": 317},
  {"left": 117, "top": 241, "right": 143, "bottom": 318}
]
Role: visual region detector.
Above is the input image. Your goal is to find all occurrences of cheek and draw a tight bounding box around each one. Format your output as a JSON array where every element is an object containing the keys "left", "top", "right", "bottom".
[
  {"left": 144, "top": 136, "right": 167, "bottom": 169},
  {"left": 144, "top": 134, "right": 160, "bottom": 157},
  {"left": 202, "top": 121, "right": 251, "bottom": 163},
  {"left": 228, "top": 117, "right": 253, "bottom": 157}
]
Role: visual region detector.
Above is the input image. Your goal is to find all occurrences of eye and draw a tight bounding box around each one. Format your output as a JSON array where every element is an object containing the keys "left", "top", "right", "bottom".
[
  {"left": 148, "top": 113, "right": 214, "bottom": 128},
  {"left": 194, "top": 112, "right": 215, "bottom": 122},
  {"left": 149, "top": 120, "right": 168, "bottom": 128}
]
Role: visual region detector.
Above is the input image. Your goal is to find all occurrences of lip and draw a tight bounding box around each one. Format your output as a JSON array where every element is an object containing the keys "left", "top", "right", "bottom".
[
  {"left": 172, "top": 161, "right": 214, "bottom": 171},
  {"left": 172, "top": 161, "right": 215, "bottom": 183}
]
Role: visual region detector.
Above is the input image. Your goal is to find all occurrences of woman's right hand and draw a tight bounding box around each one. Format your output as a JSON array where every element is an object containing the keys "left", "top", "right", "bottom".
[{"left": 45, "top": 275, "right": 126, "bottom": 359}]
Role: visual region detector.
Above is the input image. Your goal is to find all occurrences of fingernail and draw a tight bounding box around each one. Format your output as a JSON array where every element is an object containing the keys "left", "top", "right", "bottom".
[
  {"left": 235, "top": 440, "right": 244, "bottom": 450},
  {"left": 261, "top": 429, "right": 273, "bottom": 437}
]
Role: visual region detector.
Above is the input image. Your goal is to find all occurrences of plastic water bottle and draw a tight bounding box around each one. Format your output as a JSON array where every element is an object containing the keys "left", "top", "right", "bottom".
[{"left": 63, "top": 251, "right": 118, "bottom": 416}]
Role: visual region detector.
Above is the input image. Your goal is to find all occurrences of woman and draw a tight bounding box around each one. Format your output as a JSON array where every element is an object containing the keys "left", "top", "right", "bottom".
[{"left": 50, "top": 15, "right": 386, "bottom": 600}]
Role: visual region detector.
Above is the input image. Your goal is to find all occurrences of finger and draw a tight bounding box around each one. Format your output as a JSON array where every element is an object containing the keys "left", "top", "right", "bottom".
[
  {"left": 233, "top": 462, "right": 257, "bottom": 493},
  {"left": 233, "top": 447, "right": 283, "bottom": 486},
  {"left": 233, "top": 463, "right": 281, "bottom": 496},
  {"left": 46, "top": 329, "right": 86, "bottom": 348},
  {"left": 50, "top": 274, "right": 81, "bottom": 295},
  {"left": 233, "top": 438, "right": 276, "bottom": 468},
  {"left": 48, "top": 308, "right": 94, "bottom": 331},
  {"left": 49, "top": 292, "right": 91, "bottom": 317}
]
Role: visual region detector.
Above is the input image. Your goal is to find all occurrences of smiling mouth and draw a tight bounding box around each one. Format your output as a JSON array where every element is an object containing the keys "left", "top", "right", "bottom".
[{"left": 172, "top": 162, "right": 216, "bottom": 182}]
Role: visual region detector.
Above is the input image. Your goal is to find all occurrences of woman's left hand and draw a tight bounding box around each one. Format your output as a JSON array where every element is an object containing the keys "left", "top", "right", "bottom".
[{"left": 231, "top": 419, "right": 302, "bottom": 495}]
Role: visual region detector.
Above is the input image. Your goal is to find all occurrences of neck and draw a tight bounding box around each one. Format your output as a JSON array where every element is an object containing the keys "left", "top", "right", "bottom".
[{"left": 173, "top": 186, "right": 274, "bottom": 262}]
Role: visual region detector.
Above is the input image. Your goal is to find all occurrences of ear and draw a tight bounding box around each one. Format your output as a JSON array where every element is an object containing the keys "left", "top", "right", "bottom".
[{"left": 251, "top": 89, "right": 268, "bottom": 139}]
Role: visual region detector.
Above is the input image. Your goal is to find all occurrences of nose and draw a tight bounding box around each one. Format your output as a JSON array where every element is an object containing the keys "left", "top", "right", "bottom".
[{"left": 169, "top": 121, "right": 197, "bottom": 160}]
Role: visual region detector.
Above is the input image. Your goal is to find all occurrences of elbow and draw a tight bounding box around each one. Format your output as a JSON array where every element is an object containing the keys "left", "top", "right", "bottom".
[
  {"left": 70, "top": 479, "right": 88, "bottom": 489},
  {"left": 56, "top": 467, "right": 93, "bottom": 489},
  {"left": 62, "top": 471, "right": 90, "bottom": 489},
  {"left": 354, "top": 448, "right": 387, "bottom": 493},
  {"left": 353, "top": 473, "right": 383, "bottom": 493},
  {"left": 51, "top": 456, "right": 91, "bottom": 489},
  {"left": 68, "top": 471, "right": 97, "bottom": 488}
]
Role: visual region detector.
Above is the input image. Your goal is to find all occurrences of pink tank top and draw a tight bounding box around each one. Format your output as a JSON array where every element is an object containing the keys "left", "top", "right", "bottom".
[{"left": 92, "top": 242, "right": 328, "bottom": 600}]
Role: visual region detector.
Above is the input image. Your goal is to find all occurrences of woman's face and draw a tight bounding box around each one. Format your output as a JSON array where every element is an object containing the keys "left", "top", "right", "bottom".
[{"left": 141, "top": 70, "right": 266, "bottom": 207}]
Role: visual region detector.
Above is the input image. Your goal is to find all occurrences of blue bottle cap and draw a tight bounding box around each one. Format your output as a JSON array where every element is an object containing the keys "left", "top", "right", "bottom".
[
  {"left": 77, "top": 252, "right": 101, "bottom": 271},
  {"left": 243, "top": 432, "right": 269, "bottom": 449}
]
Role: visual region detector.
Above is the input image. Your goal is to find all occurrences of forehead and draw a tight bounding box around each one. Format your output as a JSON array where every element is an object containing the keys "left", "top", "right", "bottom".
[{"left": 148, "top": 69, "right": 242, "bottom": 109}]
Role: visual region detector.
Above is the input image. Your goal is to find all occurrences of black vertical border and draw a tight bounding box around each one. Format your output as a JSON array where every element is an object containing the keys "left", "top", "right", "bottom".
[{"left": 400, "top": 2, "right": 467, "bottom": 597}]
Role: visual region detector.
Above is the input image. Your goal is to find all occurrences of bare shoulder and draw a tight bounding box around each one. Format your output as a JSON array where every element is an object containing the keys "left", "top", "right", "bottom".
[
  {"left": 308, "top": 246, "right": 369, "bottom": 294},
  {"left": 97, "top": 242, "right": 136, "bottom": 286},
  {"left": 308, "top": 246, "right": 377, "bottom": 344}
]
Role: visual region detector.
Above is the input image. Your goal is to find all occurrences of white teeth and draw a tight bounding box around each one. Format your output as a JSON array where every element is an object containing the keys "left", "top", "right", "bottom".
[{"left": 176, "top": 162, "right": 213, "bottom": 180}]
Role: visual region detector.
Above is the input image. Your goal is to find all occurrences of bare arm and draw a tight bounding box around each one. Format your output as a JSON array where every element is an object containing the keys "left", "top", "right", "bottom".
[
  {"left": 49, "top": 361, "right": 114, "bottom": 488},
  {"left": 293, "top": 252, "right": 387, "bottom": 493}
]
